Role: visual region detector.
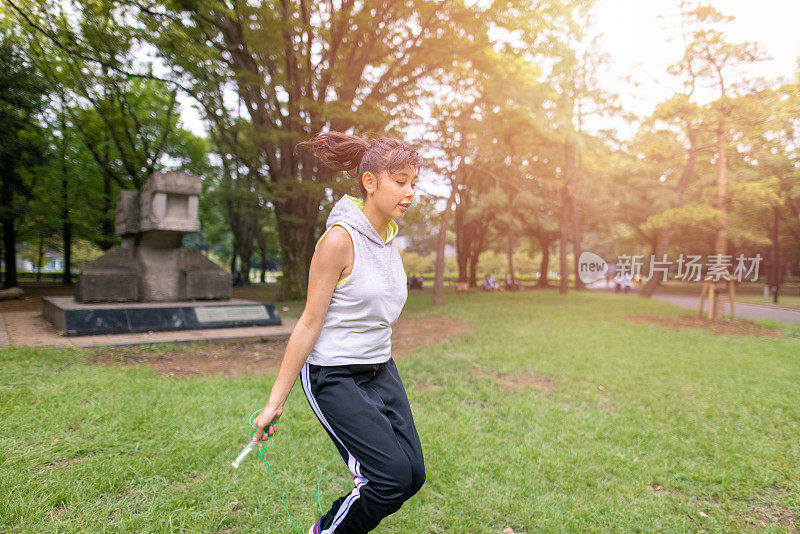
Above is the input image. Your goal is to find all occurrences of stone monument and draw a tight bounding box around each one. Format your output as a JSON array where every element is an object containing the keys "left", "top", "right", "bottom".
[
  {"left": 75, "top": 171, "right": 229, "bottom": 302},
  {"left": 42, "top": 172, "right": 281, "bottom": 335}
]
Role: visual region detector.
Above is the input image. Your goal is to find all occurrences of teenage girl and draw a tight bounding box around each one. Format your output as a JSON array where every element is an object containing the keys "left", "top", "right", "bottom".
[{"left": 251, "top": 131, "right": 425, "bottom": 533}]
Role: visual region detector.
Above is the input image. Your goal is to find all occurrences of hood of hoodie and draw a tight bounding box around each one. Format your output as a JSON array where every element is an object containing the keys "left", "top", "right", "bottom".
[{"left": 324, "top": 194, "right": 398, "bottom": 246}]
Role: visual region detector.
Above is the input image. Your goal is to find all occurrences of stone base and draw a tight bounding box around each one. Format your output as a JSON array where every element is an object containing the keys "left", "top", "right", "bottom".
[
  {"left": 75, "top": 244, "right": 232, "bottom": 303},
  {"left": 42, "top": 297, "right": 281, "bottom": 336},
  {"left": 75, "top": 247, "right": 139, "bottom": 302}
]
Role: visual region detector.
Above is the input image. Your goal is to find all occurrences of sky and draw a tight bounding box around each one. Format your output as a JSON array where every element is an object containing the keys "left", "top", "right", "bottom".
[{"left": 590, "top": 0, "right": 800, "bottom": 125}]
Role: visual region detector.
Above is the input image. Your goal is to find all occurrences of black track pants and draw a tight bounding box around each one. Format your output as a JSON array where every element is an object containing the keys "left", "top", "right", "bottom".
[{"left": 300, "top": 358, "right": 426, "bottom": 533}]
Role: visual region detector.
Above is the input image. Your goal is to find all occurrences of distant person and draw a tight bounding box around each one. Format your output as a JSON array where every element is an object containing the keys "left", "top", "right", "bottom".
[
  {"left": 623, "top": 272, "right": 632, "bottom": 294},
  {"left": 611, "top": 266, "right": 622, "bottom": 293},
  {"left": 482, "top": 274, "right": 501, "bottom": 291},
  {"left": 407, "top": 274, "right": 423, "bottom": 290},
  {"left": 505, "top": 274, "right": 520, "bottom": 291},
  {"left": 481, "top": 274, "right": 493, "bottom": 291},
  {"left": 606, "top": 262, "right": 616, "bottom": 288}
]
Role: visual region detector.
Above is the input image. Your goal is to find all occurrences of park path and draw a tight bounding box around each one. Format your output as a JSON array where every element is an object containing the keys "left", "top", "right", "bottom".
[
  {"left": 651, "top": 292, "right": 800, "bottom": 325},
  {"left": 585, "top": 281, "right": 800, "bottom": 325}
]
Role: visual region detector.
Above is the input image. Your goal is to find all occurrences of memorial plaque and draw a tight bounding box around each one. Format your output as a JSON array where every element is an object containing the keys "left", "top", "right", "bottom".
[
  {"left": 43, "top": 297, "right": 280, "bottom": 336},
  {"left": 194, "top": 305, "right": 270, "bottom": 323}
]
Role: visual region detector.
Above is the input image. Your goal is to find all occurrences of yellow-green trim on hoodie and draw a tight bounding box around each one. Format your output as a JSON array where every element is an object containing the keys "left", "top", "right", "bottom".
[
  {"left": 315, "top": 195, "right": 398, "bottom": 250},
  {"left": 345, "top": 194, "right": 398, "bottom": 243},
  {"left": 315, "top": 222, "right": 354, "bottom": 286},
  {"left": 314, "top": 196, "right": 398, "bottom": 287}
]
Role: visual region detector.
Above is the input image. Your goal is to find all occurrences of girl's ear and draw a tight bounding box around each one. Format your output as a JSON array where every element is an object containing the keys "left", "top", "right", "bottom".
[{"left": 362, "top": 171, "right": 376, "bottom": 195}]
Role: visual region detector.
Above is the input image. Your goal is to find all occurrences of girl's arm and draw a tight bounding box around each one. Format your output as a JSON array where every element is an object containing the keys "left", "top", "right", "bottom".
[{"left": 253, "top": 225, "right": 352, "bottom": 439}]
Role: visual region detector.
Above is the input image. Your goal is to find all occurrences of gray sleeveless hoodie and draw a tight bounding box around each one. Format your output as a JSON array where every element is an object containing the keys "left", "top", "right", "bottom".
[{"left": 306, "top": 194, "right": 408, "bottom": 366}]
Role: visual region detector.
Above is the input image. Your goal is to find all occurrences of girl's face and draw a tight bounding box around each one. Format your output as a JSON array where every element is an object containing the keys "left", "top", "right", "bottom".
[{"left": 366, "top": 164, "right": 418, "bottom": 218}]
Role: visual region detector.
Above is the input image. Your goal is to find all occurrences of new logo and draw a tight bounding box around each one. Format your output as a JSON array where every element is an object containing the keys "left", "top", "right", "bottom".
[{"left": 578, "top": 251, "right": 608, "bottom": 284}]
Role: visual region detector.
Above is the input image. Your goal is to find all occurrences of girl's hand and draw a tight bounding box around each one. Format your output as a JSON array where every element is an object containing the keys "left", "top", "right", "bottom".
[{"left": 252, "top": 404, "right": 283, "bottom": 442}]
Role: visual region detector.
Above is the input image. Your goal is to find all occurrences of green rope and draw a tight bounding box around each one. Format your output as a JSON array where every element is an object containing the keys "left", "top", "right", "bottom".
[
  {"left": 247, "top": 409, "right": 336, "bottom": 533},
  {"left": 317, "top": 447, "right": 336, "bottom": 516}
]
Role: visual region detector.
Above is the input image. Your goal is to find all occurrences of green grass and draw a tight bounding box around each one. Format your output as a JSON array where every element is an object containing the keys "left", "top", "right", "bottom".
[{"left": 2, "top": 290, "right": 799, "bottom": 533}]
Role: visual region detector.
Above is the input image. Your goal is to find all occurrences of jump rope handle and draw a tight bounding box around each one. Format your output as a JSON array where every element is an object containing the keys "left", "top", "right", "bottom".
[
  {"left": 231, "top": 440, "right": 258, "bottom": 469},
  {"left": 231, "top": 408, "right": 278, "bottom": 469}
]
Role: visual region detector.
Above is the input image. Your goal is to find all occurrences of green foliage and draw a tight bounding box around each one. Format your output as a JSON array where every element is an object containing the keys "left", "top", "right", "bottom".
[
  {"left": 3, "top": 0, "right": 215, "bottom": 259},
  {"left": 3, "top": 0, "right": 798, "bottom": 290},
  {"left": 0, "top": 33, "right": 49, "bottom": 201},
  {"left": 641, "top": 205, "right": 721, "bottom": 234},
  {"left": 398, "top": 195, "right": 442, "bottom": 256},
  {"left": 402, "top": 251, "right": 435, "bottom": 277}
]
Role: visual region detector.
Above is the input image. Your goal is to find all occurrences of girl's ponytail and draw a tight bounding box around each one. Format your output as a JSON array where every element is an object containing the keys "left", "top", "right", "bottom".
[
  {"left": 297, "top": 131, "right": 370, "bottom": 176},
  {"left": 298, "top": 130, "right": 420, "bottom": 197}
]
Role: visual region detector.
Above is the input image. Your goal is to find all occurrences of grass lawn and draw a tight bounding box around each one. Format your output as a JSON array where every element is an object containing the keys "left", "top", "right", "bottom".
[{"left": 2, "top": 290, "right": 799, "bottom": 533}]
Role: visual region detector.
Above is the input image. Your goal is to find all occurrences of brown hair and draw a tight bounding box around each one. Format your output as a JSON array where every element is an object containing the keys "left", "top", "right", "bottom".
[{"left": 297, "top": 131, "right": 420, "bottom": 197}]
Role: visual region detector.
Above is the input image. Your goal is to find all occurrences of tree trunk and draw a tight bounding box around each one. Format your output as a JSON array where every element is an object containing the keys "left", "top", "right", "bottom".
[
  {"left": 559, "top": 187, "right": 569, "bottom": 295},
  {"left": 468, "top": 252, "right": 477, "bottom": 288},
  {"left": 99, "top": 172, "right": 115, "bottom": 251},
  {"left": 714, "top": 126, "right": 728, "bottom": 257},
  {"left": 568, "top": 190, "right": 582, "bottom": 290},
  {"left": 60, "top": 99, "right": 73, "bottom": 286},
  {"left": 36, "top": 237, "right": 43, "bottom": 281},
  {"left": 769, "top": 206, "right": 780, "bottom": 304},
  {"left": 225, "top": 188, "right": 259, "bottom": 288},
  {"left": 273, "top": 195, "right": 319, "bottom": 300},
  {"left": 1, "top": 169, "right": 18, "bottom": 288},
  {"left": 559, "top": 134, "right": 575, "bottom": 294},
  {"left": 62, "top": 189, "right": 73, "bottom": 286},
  {"left": 257, "top": 235, "right": 268, "bottom": 284},
  {"left": 2, "top": 208, "right": 18, "bottom": 288},
  {"left": 567, "top": 136, "right": 583, "bottom": 290},
  {"left": 537, "top": 240, "right": 551, "bottom": 288},
  {"left": 433, "top": 170, "right": 460, "bottom": 306},
  {"left": 506, "top": 230, "right": 515, "bottom": 282},
  {"left": 241, "top": 256, "right": 252, "bottom": 286},
  {"left": 711, "top": 124, "right": 728, "bottom": 320},
  {"left": 235, "top": 206, "right": 259, "bottom": 287},
  {"left": 232, "top": 209, "right": 257, "bottom": 288},
  {"left": 455, "top": 193, "right": 469, "bottom": 283}
]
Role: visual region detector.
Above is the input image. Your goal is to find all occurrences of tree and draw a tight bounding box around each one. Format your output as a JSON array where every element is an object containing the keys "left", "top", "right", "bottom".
[
  {"left": 421, "top": 0, "right": 592, "bottom": 301},
  {"left": 547, "top": 7, "right": 621, "bottom": 293},
  {"left": 7, "top": 0, "right": 209, "bottom": 277},
  {"left": 668, "top": 2, "right": 768, "bottom": 319},
  {"left": 132, "top": 0, "right": 518, "bottom": 300},
  {"left": 636, "top": 96, "right": 711, "bottom": 297},
  {"left": 0, "top": 32, "right": 49, "bottom": 289}
]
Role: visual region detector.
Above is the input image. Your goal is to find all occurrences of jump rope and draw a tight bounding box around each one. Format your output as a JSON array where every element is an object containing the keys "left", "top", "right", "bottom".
[{"left": 230, "top": 408, "right": 336, "bottom": 534}]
